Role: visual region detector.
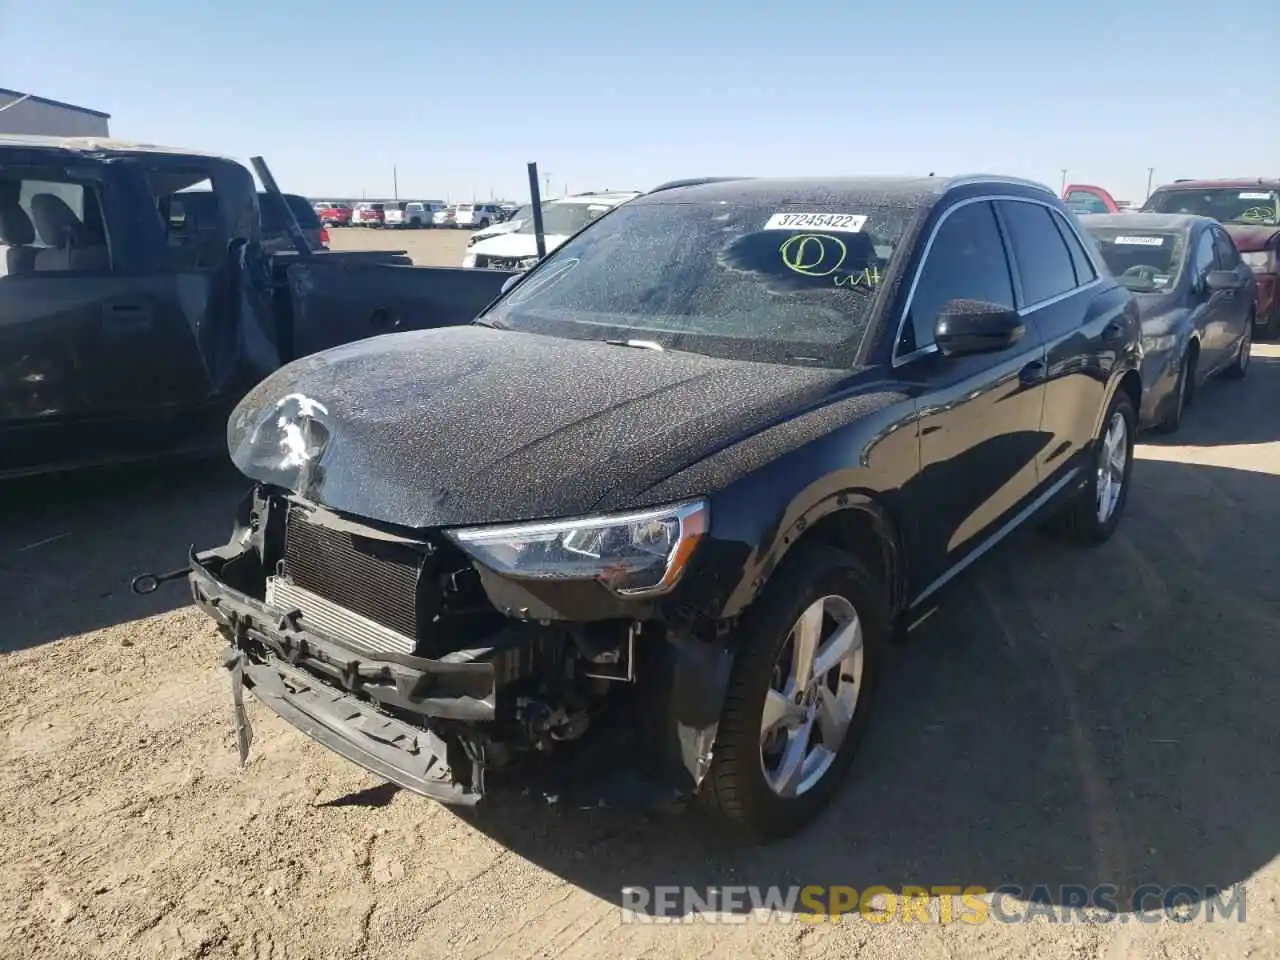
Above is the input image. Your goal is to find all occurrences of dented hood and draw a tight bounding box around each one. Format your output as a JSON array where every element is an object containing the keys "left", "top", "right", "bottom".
[{"left": 227, "top": 325, "right": 853, "bottom": 528}]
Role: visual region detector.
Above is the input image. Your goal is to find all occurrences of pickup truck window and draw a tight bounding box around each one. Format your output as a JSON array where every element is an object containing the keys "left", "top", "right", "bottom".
[
  {"left": 0, "top": 173, "right": 111, "bottom": 275},
  {"left": 150, "top": 174, "right": 228, "bottom": 270}
]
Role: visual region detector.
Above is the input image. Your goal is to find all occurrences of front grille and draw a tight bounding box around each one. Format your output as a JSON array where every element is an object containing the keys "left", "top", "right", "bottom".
[{"left": 281, "top": 504, "right": 426, "bottom": 644}]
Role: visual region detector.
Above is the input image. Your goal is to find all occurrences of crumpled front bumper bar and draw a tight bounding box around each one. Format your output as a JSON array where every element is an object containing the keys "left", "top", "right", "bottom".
[{"left": 189, "top": 548, "right": 491, "bottom": 804}]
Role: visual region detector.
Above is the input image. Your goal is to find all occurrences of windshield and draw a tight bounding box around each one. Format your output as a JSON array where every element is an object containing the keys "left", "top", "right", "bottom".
[
  {"left": 1085, "top": 228, "right": 1185, "bottom": 293},
  {"left": 1064, "top": 190, "right": 1113, "bottom": 215},
  {"left": 516, "top": 202, "right": 612, "bottom": 236},
  {"left": 1144, "top": 188, "right": 1278, "bottom": 226},
  {"left": 484, "top": 199, "right": 912, "bottom": 367}
]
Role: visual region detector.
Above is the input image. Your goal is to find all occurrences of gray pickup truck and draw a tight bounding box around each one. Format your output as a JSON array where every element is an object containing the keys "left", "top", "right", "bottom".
[{"left": 0, "top": 135, "right": 517, "bottom": 478}]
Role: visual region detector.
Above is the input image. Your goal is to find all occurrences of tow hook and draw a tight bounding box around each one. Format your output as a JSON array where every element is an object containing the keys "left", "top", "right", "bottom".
[{"left": 130, "top": 566, "right": 193, "bottom": 595}]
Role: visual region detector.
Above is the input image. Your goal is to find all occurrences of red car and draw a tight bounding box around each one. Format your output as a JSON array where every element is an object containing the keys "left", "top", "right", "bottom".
[
  {"left": 313, "top": 201, "right": 352, "bottom": 227},
  {"left": 1142, "top": 178, "right": 1280, "bottom": 338},
  {"left": 1063, "top": 183, "right": 1121, "bottom": 215}
]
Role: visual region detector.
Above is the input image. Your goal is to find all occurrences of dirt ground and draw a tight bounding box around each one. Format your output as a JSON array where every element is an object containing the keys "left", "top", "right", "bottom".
[
  {"left": 2, "top": 230, "right": 1278, "bottom": 959},
  {"left": 326, "top": 222, "right": 474, "bottom": 267}
]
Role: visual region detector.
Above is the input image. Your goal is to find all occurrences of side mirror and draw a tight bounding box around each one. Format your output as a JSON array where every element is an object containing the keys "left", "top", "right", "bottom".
[
  {"left": 934, "top": 299, "right": 1025, "bottom": 357},
  {"left": 500, "top": 273, "right": 521, "bottom": 295},
  {"left": 1204, "top": 270, "right": 1242, "bottom": 291}
]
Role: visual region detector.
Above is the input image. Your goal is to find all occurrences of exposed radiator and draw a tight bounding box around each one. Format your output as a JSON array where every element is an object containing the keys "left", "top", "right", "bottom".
[
  {"left": 265, "top": 577, "right": 416, "bottom": 656},
  {"left": 280, "top": 504, "right": 425, "bottom": 648}
]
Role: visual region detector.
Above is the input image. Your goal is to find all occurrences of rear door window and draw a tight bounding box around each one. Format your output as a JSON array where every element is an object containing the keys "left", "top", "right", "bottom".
[
  {"left": 1051, "top": 210, "right": 1097, "bottom": 285},
  {"left": 998, "top": 200, "right": 1079, "bottom": 306},
  {"left": 2, "top": 172, "right": 113, "bottom": 274}
]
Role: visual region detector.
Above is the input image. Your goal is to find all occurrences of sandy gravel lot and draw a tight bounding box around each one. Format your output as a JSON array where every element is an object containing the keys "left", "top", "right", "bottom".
[
  {"left": 326, "top": 223, "right": 473, "bottom": 267},
  {"left": 2, "top": 233, "right": 1278, "bottom": 959}
]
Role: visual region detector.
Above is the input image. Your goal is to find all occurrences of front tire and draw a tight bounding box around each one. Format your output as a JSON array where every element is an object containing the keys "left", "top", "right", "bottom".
[
  {"left": 702, "top": 542, "right": 886, "bottom": 842},
  {"left": 1155, "top": 350, "right": 1193, "bottom": 433},
  {"left": 1048, "top": 388, "right": 1136, "bottom": 545},
  {"left": 1224, "top": 317, "right": 1252, "bottom": 380}
]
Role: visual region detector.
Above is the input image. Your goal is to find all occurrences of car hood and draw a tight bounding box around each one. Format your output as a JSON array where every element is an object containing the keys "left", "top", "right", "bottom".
[
  {"left": 470, "top": 231, "right": 570, "bottom": 258},
  {"left": 1221, "top": 223, "right": 1279, "bottom": 253},
  {"left": 227, "top": 325, "right": 854, "bottom": 529},
  {"left": 470, "top": 220, "right": 523, "bottom": 242}
]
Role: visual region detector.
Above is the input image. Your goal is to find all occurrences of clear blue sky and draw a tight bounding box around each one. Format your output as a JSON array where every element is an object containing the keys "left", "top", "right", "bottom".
[{"left": 4, "top": 0, "right": 1276, "bottom": 203}]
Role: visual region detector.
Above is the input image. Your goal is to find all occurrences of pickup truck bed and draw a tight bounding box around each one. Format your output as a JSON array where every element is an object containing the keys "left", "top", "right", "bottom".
[{"left": 0, "top": 135, "right": 516, "bottom": 478}]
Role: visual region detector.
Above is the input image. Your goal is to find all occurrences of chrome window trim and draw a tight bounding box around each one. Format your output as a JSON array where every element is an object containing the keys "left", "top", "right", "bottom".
[{"left": 891, "top": 193, "right": 1104, "bottom": 368}]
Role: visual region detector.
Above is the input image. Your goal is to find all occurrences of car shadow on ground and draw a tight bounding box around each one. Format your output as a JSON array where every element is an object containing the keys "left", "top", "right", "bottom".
[
  {"left": 0, "top": 458, "right": 248, "bottom": 653},
  {"left": 456, "top": 451, "right": 1280, "bottom": 916}
]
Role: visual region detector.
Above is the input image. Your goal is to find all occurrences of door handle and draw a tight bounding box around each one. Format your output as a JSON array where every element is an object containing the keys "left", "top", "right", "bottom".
[
  {"left": 102, "top": 303, "right": 153, "bottom": 333},
  {"left": 1102, "top": 320, "right": 1126, "bottom": 341},
  {"left": 1020, "top": 359, "right": 1047, "bottom": 385}
]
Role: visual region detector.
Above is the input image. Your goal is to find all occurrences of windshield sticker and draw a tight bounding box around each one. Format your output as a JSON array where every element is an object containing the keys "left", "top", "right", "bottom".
[
  {"left": 1113, "top": 236, "right": 1165, "bottom": 246},
  {"left": 764, "top": 212, "right": 867, "bottom": 233},
  {"left": 1239, "top": 192, "right": 1272, "bottom": 200},
  {"left": 779, "top": 233, "right": 847, "bottom": 277}
]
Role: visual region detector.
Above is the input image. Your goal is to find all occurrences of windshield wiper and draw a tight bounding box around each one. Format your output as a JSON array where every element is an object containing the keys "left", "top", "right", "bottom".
[
  {"left": 472, "top": 317, "right": 507, "bottom": 329},
  {"left": 602, "top": 339, "right": 664, "bottom": 352}
]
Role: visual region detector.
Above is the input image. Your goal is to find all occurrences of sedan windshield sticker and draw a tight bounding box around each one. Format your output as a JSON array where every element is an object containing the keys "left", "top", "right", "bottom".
[
  {"left": 1113, "top": 235, "right": 1165, "bottom": 246},
  {"left": 1239, "top": 192, "right": 1273, "bottom": 200},
  {"left": 764, "top": 212, "right": 867, "bottom": 233}
]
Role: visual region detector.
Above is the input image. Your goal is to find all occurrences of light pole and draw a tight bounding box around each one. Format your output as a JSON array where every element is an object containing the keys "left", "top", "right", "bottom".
[
  {"left": 1060, "top": 168, "right": 1068, "bottom": 193},
  {"left": 1145, "top": 167, "right": 1155, "bottom": 201},
  {"left": 392, "top": 165, "right": 399, "bottom": 201}
]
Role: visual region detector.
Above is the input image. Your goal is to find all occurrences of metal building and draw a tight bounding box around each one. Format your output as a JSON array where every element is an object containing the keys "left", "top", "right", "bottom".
[{"left": 0, "top": 88, "right": 110, "bottom": 137}]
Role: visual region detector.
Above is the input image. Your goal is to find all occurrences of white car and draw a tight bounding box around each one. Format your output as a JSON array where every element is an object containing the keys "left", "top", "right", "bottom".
[
  {"left": 384, "top": 200, "right": 445, "bottom": 228},
  {"left": 466, "top": 201, "right": 543, "bottom": 246},
  {"left": 433, "top": 204, "right": 457, "bottom": 227},
  {"left": 453, "top": 202, "right": 504, "bottom": 229},
  {"left": 462, "top": 193, "right": 640, "bottom": 270}
]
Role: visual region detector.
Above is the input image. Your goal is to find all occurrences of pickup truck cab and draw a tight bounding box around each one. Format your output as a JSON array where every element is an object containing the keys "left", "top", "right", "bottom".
[
  {"left": 0, "top": 135, "right": 516, "bottom": 478},
  {"left": 1063, "top": 184, "right": 1121, "bottom": 215},
  {"left": 314, "top": 201, "right": 352, "bottom": 227}
]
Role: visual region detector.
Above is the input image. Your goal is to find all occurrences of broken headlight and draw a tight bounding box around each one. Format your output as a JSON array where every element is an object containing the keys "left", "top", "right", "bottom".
[{"left": 448, "top": 500, "right": 708, "bottom": 597}]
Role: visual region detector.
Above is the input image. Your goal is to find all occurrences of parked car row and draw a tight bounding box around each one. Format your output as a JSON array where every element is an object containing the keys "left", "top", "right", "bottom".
[
  {"left": 312, "top": 199, "right": 513, "bottom": 230},
  {"left": 461, "top": 191, "right": 642, "bottom": 269},
  {"left": 1064, "top": 177, "right": 1279, "bottom": 341}
]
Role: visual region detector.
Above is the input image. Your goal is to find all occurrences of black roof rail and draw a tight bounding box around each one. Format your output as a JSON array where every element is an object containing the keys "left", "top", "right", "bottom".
[{"left": 647, "top": 176, "right": 750, "bottom": 195}]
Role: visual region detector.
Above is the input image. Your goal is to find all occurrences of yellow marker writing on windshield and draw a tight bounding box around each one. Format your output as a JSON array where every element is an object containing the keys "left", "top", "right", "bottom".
[{"left": 779, "top": 233, "right": 847, "bottom": 277}]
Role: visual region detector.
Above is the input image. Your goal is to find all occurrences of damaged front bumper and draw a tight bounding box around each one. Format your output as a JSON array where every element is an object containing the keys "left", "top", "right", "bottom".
[{"left": 190, "top": 549, "right": 497, "bottom": 803}]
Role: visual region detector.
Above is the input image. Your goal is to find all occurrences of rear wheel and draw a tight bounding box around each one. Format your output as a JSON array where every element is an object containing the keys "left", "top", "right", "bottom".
[
  {"left": 1224, "top": 317, "right": 1252, "bottom": 380},
  {"left": 702, "top": 542, "right": 886, "bottom": 842},
  {"left": 1048, "top": 389, "right": 1136, "bottom": 545},
  {"left": 478, "top": 218, "right": 491, "bottom": 229}
]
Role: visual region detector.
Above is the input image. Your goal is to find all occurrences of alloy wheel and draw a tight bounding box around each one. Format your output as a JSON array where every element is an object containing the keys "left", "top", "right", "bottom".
[
  {"left": 759, "top": 595, "right": 864, "bottom": 798},
  {"left": 1095, "top": 411, "right": 1128, "bottom": 524}
]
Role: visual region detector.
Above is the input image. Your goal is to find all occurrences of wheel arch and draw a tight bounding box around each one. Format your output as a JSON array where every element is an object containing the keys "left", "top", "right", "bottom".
[{"left": 719, "top": 490, "right": 910, "bottom": 626}]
